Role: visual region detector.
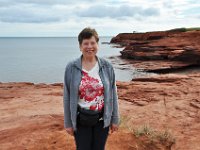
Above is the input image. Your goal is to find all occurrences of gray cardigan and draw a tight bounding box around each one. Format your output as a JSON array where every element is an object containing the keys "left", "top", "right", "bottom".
[{"left": 63, "top": 54, "right": 120, "bottom": 131}]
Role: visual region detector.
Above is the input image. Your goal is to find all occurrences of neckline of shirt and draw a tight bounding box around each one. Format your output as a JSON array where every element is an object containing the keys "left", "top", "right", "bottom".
[{"left": 82, "top": 61, "right": 98, "bottom": 73}]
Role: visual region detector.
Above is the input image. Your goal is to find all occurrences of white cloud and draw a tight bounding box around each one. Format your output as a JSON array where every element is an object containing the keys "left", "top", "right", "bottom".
[
  {"left": 76, "top": 4, "right": 160, "bottom": 18},
  {"left": 0, "top": 0, "right": 199, "bottom": 36}
]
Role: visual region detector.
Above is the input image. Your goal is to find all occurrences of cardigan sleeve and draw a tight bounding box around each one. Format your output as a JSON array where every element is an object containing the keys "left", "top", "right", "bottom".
[
  {"left": 110, "top": 66, "right": 120, "bottom": 125},
  {"left": 63, "top": 63, "right": 73, "bottom": 128}
]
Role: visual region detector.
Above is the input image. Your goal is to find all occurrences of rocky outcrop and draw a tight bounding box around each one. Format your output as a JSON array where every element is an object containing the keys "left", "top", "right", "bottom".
[
  {"left": 110, "top": 29, "right": 200, "bottom": 72},
  {"left": 117, "top": 73, "right": 200, "bottom": 150},
  {"left": 1, "top": 72, "right": 200, "bottom": 150}
]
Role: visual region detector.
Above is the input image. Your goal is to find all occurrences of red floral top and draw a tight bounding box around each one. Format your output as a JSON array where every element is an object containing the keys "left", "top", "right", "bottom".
[{"left": 78, "top": 62, "right": 104, "bottom": 111}]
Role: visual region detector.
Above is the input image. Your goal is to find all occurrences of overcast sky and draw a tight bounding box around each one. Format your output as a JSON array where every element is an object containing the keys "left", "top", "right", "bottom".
[{"left": 0, "top": 0, "right": 199, "bottom": 37}]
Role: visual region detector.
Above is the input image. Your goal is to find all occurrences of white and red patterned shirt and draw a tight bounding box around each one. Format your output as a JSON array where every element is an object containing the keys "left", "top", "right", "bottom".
[{"left": 78, "top": 62, "right": 104, "bottom": 111}]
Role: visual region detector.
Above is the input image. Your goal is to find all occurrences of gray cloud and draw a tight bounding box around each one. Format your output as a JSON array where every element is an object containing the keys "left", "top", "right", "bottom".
[
  {"left": 76, "top": 4, "right": 160, "bottom": 18},
  {"left": 0, "top": 12, "right": 60, "bottom": 23},
  {"left": 0, "top": 1, "right": 160, "bottom": 23},
  {"left": 0, "top": 0, "right": 100, "bottom": 7},
  {"left": 162, "top": 1, "right": 173, "bottom": 9},
  {"left": 0, "top": 3, "right": 70, "bottom": 23}
]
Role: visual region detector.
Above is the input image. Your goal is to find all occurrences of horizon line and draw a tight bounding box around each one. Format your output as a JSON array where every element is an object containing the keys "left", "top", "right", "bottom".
[{"left": 0, "top": 36, "right": 114, "bottom": 38}]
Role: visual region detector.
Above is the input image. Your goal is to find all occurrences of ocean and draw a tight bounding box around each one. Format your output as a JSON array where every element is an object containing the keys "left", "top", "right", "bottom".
[{"left": 0, "top": 37, "right": 142, "bottom": 83}]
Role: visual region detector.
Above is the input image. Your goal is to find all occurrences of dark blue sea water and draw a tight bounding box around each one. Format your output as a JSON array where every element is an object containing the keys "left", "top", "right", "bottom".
[{"left": 0, "top": 37, "right": 144, "bottom": 83}]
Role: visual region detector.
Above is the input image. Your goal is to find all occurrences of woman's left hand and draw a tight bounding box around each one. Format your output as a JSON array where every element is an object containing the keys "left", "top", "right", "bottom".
[{"left": 110, "top": 124, "right": 119, "bottom": 134}]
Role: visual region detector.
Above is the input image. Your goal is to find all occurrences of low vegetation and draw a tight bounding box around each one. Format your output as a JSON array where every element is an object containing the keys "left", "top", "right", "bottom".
[
  {"left": 168, "top": 27, "right": 200, "bottom": 32},
  {"left": 120, "top": 115, "right": 176, "bottom": 149}
]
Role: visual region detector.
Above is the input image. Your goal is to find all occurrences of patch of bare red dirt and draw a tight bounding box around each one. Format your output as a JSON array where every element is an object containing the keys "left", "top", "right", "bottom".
[{"left": 0, "top": 80, "right": 185, "bottom": 150}]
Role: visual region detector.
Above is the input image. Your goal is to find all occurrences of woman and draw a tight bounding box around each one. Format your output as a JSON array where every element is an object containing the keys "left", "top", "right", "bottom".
[{"left": 63, "top": 27, "right": 120, "bottom": 150}]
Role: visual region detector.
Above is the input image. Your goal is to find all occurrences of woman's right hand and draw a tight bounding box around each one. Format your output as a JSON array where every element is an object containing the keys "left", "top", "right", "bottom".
[{"left": 65, "top": 127, "right": 74, "bottom": 136}]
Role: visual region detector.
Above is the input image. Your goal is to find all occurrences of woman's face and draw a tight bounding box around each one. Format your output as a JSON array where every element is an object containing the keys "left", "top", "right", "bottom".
[{"left": 79, "top": 36, "right": 99, "bottom": 57}]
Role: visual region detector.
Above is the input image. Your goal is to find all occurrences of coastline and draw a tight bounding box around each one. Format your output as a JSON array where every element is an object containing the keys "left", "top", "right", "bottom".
[{"left": 1, "top": 29, "right": 200, "bottom": 150}]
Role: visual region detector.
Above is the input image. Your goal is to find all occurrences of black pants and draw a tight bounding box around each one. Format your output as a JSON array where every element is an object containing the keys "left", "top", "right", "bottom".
[{"left": 74, "top": 120, "right": 110, "bottom": 150}]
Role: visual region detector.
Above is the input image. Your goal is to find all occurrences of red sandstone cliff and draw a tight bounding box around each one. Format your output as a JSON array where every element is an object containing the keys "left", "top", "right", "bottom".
[{"left": 110, "top": 29, "right": 200, "bottom": 72}]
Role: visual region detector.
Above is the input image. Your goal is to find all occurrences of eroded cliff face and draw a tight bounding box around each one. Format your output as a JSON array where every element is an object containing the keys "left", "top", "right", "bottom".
[
  {"left": 108, "top": 29, "right": 200, "bottom": 150},
  {"left": 111, "top": 30, "right": 200, "bottom": 72}
]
